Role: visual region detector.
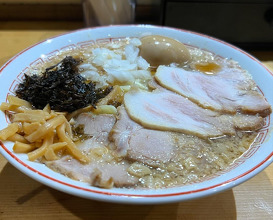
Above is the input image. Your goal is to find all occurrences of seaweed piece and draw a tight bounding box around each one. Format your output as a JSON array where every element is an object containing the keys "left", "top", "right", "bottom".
[{"left": 16, "top": 56, "right": 112, "bottom": 112}]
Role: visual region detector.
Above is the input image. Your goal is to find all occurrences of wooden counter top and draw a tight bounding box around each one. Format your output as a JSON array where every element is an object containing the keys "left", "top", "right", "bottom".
[{"left": 0, "top": 29, "right": 273, "bottom": 220}]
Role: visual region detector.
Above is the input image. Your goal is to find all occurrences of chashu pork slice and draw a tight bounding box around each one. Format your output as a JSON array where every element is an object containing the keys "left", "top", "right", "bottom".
[
  {"left": 46, "top": 151, "right": 138, "bottom": 188},
  {"left": 155, "top": 66, "right": 272, "bottom": 117},
  {"left": 124, "top": 89, "right": 264, "bottom": 138},
  {"left": 46, "top": 113, "right": 138, "bottom": 188},
  {"left": 75, "top": 113, "right": 117, "bottom": 144},
  {"left": 110, "top": 106, "right": 176, "bottom": 167}
]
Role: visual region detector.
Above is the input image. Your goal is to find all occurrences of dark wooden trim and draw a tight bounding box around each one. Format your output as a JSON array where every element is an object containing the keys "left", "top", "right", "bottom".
[{"left": 0, "top": 3, "right": 83, "bottom": 21}]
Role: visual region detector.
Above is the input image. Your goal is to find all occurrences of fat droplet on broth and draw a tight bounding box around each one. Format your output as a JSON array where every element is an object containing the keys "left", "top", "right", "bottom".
[{"left": 195, "top": 62, "right": 221, "bottom": 75}]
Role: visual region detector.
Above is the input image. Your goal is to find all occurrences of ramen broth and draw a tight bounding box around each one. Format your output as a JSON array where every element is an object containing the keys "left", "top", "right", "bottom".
[{"left": 17, "top": 38, "right": 264, "bottom": 188}]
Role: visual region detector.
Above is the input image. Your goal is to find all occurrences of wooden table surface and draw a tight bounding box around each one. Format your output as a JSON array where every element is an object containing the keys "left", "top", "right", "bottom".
[{"left": 0, "top": 28, "right": 273, "bottom": 220}]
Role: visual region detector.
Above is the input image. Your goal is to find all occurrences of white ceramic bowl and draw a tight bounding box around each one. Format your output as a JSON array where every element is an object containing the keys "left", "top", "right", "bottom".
[{"left": 0, "top": 25, "right": 272, "bottom": 204}]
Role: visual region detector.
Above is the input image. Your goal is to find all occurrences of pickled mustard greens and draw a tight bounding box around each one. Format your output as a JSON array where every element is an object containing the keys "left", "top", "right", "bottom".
[{"left": 16, "top": 56, "right": 112, "bottom": 112}]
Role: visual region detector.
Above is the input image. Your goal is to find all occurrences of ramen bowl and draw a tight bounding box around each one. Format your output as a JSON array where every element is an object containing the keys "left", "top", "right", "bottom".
[{"left": 0, "top": 25, "right": 272, "bottom": 204}]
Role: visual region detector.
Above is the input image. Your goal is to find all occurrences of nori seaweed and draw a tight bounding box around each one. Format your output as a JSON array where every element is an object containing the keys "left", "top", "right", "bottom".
[{"left": 16, "top": 56, "right": 112, "bottom": 112}]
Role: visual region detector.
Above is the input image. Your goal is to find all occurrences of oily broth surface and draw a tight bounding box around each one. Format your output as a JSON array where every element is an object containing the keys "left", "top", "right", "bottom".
[
  {"left": 30, "top": 39, "right": 258, "bottom": 189},
  {"left": 138, "top": 132, "right": 257, "bottom": 188}
]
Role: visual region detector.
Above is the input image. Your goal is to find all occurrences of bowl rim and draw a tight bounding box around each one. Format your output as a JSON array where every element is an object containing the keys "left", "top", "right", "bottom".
[{"left": 0, "top": 24, "right": 272, "bottom": 204}]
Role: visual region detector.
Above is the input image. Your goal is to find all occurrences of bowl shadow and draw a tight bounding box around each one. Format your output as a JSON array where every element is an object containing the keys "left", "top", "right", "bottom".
[
  {"left": 49, "top": 187, "right": 237, "bottom": 220},
  {"left": 0, "top": 162, "right": 239, "bottom": 219}
]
